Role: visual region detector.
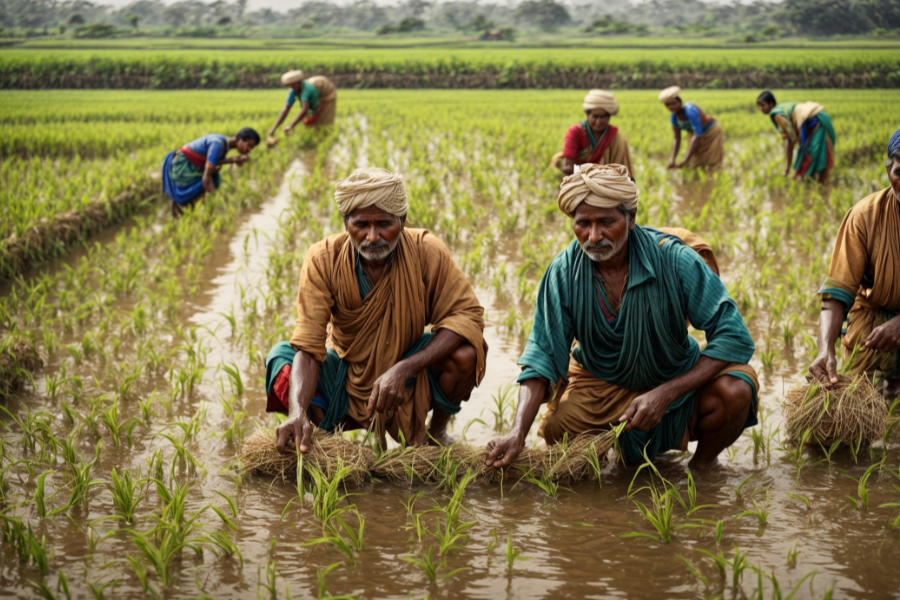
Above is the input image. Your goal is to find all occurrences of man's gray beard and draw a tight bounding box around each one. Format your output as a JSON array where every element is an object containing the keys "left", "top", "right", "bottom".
[
  {"left": 352, "top": 236, "right": 397, "bottom": 261},
  {"left": 581, "top": 233, "right": 627, "bottom": 262}
]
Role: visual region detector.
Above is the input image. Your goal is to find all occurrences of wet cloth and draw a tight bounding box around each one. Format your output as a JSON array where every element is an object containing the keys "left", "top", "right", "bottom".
[
  {"left": 517, "top": 225, "right": 758, "bottom": 464},
  {"left": 556, "top": 124, "right": 635, "bottom": 178},
  {"left": 769, "top": 102, "right": 835, "bottom": 178},
  {"left": 287, "top": 228, "right": 487, "bottom": 444},
  {"left": 817, "top": 187, "right": 900, "bottom": 378},
  {"left": 162, "top": 149, "right": 221, "bottom": 205}
]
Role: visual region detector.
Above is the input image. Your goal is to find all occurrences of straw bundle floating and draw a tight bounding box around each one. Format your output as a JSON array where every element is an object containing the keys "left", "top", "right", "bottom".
[
  {"left": 783, "top": 374, "right": 890, "bottom": 448},
  {"left": 238, "top": 427, "right": 618, "bottom": 485},
  {"left": 238, "top": 428, "right": 376, "bottom": 485}
]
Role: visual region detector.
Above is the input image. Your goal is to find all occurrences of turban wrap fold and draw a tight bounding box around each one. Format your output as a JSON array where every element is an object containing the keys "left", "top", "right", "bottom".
[
  {"left": 658, "top": 86, "right": 681, "bottom": 103},
  {"left": 334, "top": 167, "right": 409, "bottom": 217},
  {"left": 888, "top": 128, "right": 900, "bottom": 159},
  {"left": 558, "top": 163, "right": 639, "bottom": 217},
  {"left": 281, "top": 70, "right": 305, "bottom": 86},
  {"left": 582, "top": 89, "right": 619, "bottom": 115}
]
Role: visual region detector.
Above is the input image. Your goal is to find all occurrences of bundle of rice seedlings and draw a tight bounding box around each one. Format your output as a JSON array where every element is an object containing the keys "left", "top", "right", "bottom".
[
  {"left": 784, "top": 374, "right": 889, "bottom": 448},
  {"left": 238, "top": 427, "right": 376, "bottom": 485},
  {"left": 483, "top": 429, "right": 618, "bottom": 483},
  {"left": 371, "top": 443, "right": 483, "bottom": 484}
]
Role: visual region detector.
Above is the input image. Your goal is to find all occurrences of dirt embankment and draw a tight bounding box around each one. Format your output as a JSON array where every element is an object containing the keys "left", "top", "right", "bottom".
[
  {"left": 5, "top": 70, "right": 894, "bottom": 90},
  {"left": 0, "top": 337, "right": 41, "bottom": 399},
  {"left": 0, "top": 181, "right": 158, "bottom": 282}
]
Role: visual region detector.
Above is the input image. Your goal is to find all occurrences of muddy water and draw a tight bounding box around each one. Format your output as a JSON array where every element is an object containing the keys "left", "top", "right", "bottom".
[{"left": 2, "top": 149, "right": 900, "bottom": 600}]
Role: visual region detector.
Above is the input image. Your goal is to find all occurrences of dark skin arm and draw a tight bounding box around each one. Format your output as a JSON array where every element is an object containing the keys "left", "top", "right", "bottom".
[
  {"left": 676, "top": 133, "right": 701, "bottom": 168},
  {"left": 864, "top": 315, "right": 900, "bottom": 354},
  {"left": 783, "top": 138, "right": 795, "bottom": 177},
  {"left": 483, "top": 377, "right": 548, "bottom": 469},
  {"left": 269, "top": 104, "right": 292, "bottom": 138},
  {"left": 367, "top": 328, "right": 465, "bottom": 414},
  {"left": 560, "top": 158, "right": 576, "bottom": 176},
  {"left": 284, "top": 101, "right": 311, "bottom": 134},
  {"left": 201, "top": 163, "right": 218, "bottom": 195},
  {"left": 274, "top": 350, "right": 320, "bottom": 454},
  {"left": 667, "top": 127, "right": 682, "bottom": 169},
  {"left": 619, "top": 355, "right": 728, "bottom": 432},
  {"left": 808, "top": 298, "right": 844, "bottom": 389}
]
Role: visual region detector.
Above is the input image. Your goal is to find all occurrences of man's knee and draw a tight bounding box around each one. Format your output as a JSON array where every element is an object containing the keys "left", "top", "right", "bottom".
[
  {"left": 448, "top": 343, "right": 477, "bottom": 377},
  {"left": 701, "top": 375, "right": 752, "bottom": 424}
]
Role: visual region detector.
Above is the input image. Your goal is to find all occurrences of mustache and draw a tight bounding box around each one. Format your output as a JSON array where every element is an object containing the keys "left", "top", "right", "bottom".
[
  {"left": 359, "top": 240, "right": 390, "bottom": 251},
  {"left": 583, "top": 241, "right": 614, "bottom": 250}
]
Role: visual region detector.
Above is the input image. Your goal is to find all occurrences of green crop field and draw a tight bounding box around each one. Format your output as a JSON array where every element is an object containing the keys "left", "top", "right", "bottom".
[
  {"left": 2, "top": 41, "right": 899, "bottom": 89},
  {"left": 0, "top": 88, "right": 899, "bottom": 598}
]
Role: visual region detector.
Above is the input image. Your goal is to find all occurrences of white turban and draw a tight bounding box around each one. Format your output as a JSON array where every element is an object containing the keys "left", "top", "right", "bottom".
[
  {"left": 334, "top": 167, "right": 408, "bottom": 217},
  {"left": 658, "top": 86, "right": 681, "bottom": 103},
  {"left": 281, "top": 70, "right": 304, "bottom": 86},
  {"left": 558, "top": 163, "right": 638, "bottom": 217},
  {"left": 582, "top": 89, "right": 619, "bottom": 116}
]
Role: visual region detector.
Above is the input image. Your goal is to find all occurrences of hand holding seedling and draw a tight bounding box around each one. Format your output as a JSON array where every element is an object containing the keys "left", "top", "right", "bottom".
[
  {"left": 809, "top": 298, "right": 845, "bottom": 389},
  {"left": 620, "top": 388, "right": 671, "bottom": 432},
  {"left": 368, "top": 362, "right": 413, "bottom": 414},
  {"left": 275, "top": 413, "right": 314, "bottom": 454}
]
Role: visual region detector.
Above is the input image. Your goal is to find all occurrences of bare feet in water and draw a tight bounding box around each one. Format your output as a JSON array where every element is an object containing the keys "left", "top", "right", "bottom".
[{"left": 427, "top": 429, "right": 456, "bottom": 447}]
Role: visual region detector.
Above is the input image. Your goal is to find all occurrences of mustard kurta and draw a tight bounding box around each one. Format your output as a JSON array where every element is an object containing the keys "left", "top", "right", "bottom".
[{"left": 290, "top": 228, "right": 487, "bottom": 443}]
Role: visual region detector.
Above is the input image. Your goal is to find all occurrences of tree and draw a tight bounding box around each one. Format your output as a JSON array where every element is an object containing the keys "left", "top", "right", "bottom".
[
  {"left": 459, "top": 14, "right": 494, "bottom": 33},
  {"left": 513, "top": 0, "right": 571, "bottom": 30},
  {"left": 216, "top": 15, "right": 232, "bottom": 25},
  {"left": 783, "top": 0, "right": 872, "bottom": 35},
  {"left": 856, "top": 0, "right": 900, "bottom": 29},
  {"left": 126, "top": 14, "right": 139, "bottom": 28},
  {"left": 68, "top": 13, "right": 86, "bottom": 25}
]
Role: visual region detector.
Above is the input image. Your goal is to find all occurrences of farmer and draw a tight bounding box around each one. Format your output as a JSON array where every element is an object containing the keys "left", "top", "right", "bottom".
[
  {"left": 268, "top": 167, "right": 488, "bottom": 454},
  {"left": 162, "top": 128, "right": 260, "bottom": 217},
  {"left": 659, "top": 86, "right": 724, "bottom": 169},
  {"left": 484, "top": 164, "right": 758, "bottom": 470},
  {"left": 553, "top": 89, "right": 635, "bottom": 179},
  {"left": 809, "top": 128, "right": 900, "bottom": 395},
  {"left": 756, "top": 90, "right": 836, "bottom": 183},
  {"left": 267, "top": 70, "right": 337, "bottom": 145}
]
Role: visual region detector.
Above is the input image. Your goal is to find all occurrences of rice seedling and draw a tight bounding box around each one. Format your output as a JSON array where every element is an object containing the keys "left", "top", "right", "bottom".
[
  {"left": 505, "top": 533, "right": 528, "bottom": 572},
  {"left": 674, "top": 471, "right": 715, "bottom": 516},
  {"left": 676, "top": 553, "right": 708, "bottom": 587},
  {"left": 733, "top": 499, "right": 769, "bottom": 527},
  {"left": 843, "top": 457, "right": 885, "bottom": 511},
  {"left": 787, "top": 542, "right": 800, "bottom": 567},
  {"left": 402, "top": 546, "right": 468, "bottom": 583},
  {"left": 489, "top": 384, "right": 516, "bottom": 430},
  {"left": 109, "top": 467, "right": 144, "bottom": 523},
  {"left": 258, "top": 541, "right": 279, "bottom": 600}
]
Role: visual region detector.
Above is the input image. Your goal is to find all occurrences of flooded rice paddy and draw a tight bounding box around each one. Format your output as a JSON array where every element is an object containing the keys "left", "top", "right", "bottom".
[{"left": 1, "top": 90, "right": 899, "bottom": 599}]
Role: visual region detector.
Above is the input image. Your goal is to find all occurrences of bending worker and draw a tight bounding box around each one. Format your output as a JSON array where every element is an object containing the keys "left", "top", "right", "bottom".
[
  {"left": 162, "top": 128, "right": 259, "bottom": 217},
  {"left": 756, "top": 90, "right": 835, "bottom": 183},
  {"left": 659, "top": 86, "right": 724, "bottom": 169},
  {"left": 268, "top": 70, "right": 337, "bottom": 144},
  {"left": 484, "top": 164, "right": 758, "bottom": 470},
  {"left": 809, "top": 128, "right": 900, "bottom": 397},
  {"left": 267, "top": 168, "right": 488, "bottom": 453},
  {"left": 554, "top": 89, "right": 634, "bottom": 179}
]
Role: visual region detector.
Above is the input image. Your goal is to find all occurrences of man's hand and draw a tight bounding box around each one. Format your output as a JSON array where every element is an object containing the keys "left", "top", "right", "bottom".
[
  {"left": 808, "top": 348, "right": 839, "bottom": 389},
  {"left": 864, "top": 316, "right": 900, "bottom": 353},
  {"left": 484, "top": 431, "right": 525, "bottom": 469},
  {"left": 619, "top": 387, "right": 673, "bottom": 433},
  {"left": 283, "top": 125, "right": 294, "bottom": 135},
  {"left": 782, "top": 167, "right": 791, "bottom": 177},
  {"left": 667, "top": 158, "right": 677, "bottom": 169},
  {"left": 235, "top": 155, "right": 250, "bottom": 165},
  {"left": 675, "top": 160, "right": 687, "bottom": 169},
  {"left": 367, "top": 362, "right": 414, "bottom": 414},
  {"left": 275, "top": 413, "right": 314, "bottom": 454}
]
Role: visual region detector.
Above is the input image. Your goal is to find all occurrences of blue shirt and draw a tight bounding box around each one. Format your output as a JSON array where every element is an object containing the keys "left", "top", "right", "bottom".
[
  {"left": 671, "top": 102, "right": 714, "bottom": 136},
  {"left": 286, "top": 81, "right": 320, "bottom": 114},
  {"left": 184, "top": 134, "right": 228, "bottom": 165}
]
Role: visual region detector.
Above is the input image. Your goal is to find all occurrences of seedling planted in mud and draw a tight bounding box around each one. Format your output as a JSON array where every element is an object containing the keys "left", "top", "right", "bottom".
[
  {"left": 110, "top": 467, "right": 144, "bottom": 523},
  {"left": 402, "top": 546, "right": 468, "bottom": 583}
]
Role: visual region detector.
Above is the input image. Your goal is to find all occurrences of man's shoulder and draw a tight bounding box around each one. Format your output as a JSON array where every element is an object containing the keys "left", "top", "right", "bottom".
[
  {"left": 306, "top": 232, "right": 349, "bottom": 263},
  {"left": 406, "top": 228, "right": 451, "bottom": 257},
  {"left": 845, "top": 187, "right": 894, "bottom": 227}
]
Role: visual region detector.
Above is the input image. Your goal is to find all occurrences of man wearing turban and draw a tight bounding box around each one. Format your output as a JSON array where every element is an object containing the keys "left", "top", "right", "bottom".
[
  {"left": 267, "top": 69, "right": 338, "bottom": 146},
  {"left": 553, "top": 90, "right": 635, "bottom": 179},
  {"left": 267, "top": 167, "right": 488, "bottom": 453},
  {"left": 810, "top": 128, "right": 900, "bottom": 395},
  {"left": 756, "top": 90, "right": 835, "bottom": 183},
  {"left": 659, "top": 86, "right": 725, "bottom": 169},
  {"left": 484, "top": 164, "right": 758, "bottom": 469}
]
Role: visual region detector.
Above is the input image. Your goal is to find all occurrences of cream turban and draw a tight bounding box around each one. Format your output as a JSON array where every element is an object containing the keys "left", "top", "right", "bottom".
[
  {"left": 281, "top": 70, "right": 304, "bottom": 86},
  {"left": 582, "top": 89, "right": 619, "bottom": 115},
  {"left": 558, "top": 164, "right": 638, "bottom": 217},
  {"left": 658, "top": 86, "right": 681, "bottom": 103},
  {"left": 334, "top": 167, "right": 408, "bottom": 217}
]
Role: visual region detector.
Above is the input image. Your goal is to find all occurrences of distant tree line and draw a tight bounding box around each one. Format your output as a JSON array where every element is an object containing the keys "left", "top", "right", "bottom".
[{"left": 1, "top": 0, "right": 898, "bottom": 37}]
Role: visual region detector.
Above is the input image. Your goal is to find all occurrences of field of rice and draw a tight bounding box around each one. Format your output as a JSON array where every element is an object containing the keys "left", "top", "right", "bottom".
[{"left": 0, "top": 88, "right": 899, "bottom": 599}]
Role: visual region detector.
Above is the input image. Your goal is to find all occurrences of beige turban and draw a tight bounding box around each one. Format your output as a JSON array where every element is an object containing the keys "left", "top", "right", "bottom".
[
  {"left": 558, "top": 163, "right": 638, "bottom": 217},
  {"left": 582, "top": 89, "right": 619, "bottom": 115},
  {"left": 281, "top": 70, "right": 304, "bottom": 86},
  {"left": 334, "top": 167, "right": 408, "bottom": 217},
  {"left": 658, "top": 86, "right": 681, "bottom": 103}
]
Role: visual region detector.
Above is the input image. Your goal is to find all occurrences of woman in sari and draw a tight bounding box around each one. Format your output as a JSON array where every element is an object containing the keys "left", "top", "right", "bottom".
[
  {"left": 162, "top": 128, "right": 260, "bottom": 217},
  {"left": 659, "top": 86, "right": 724, "bottom": 169},
  {"left": 756, "top": 90, "right": 835, "bottom": 183},
  {"left": 553, "top": 89, "right": 634, "bottom": 179},
  {"left": 267, "top": 69, "right": 338, "bottom": 145}
]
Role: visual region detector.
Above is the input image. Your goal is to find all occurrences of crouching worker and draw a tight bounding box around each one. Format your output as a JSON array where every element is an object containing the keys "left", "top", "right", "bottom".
[
  {"left": 484, "top": 164, "right": 758, "bottom": 470},
  {"left": 162, "top": 128, "right": 260, "bottom": 217},
  {"left": 268, "top": 168, "right": 488, "bottom": 454},
  {"left": 809, "top": 129, "right": 900, "bottom": 396}
]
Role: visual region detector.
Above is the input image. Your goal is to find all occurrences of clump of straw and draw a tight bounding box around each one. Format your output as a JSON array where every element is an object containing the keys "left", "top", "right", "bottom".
[
  {"left": 783, "top": 374, "right": 889, "bottom": 448},
  {"left": 239, "top": 426, "right": 619, "bottom": 485},
  {"left": 0, "top": 336, "right": 42, "bottom": 399},
  {"left": 238, "top": 428, "right": 375, "bottom": 485}
]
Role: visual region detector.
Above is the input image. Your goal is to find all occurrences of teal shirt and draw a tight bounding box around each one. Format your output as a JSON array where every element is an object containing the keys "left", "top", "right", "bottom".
[
  {"left": 518, "top": 226, "right": 754, "bottom": 389},
  {"left": 286, "top": 81, "right": 320, "bottom": 114}
]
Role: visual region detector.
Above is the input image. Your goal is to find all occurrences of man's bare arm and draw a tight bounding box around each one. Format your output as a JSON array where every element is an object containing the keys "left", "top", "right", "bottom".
[
  {"left": 484, "top": 377, "right": 549, "bottom": 468},
  {"left": 274, "top": 350, "right": 321, "bottom": 454}
]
